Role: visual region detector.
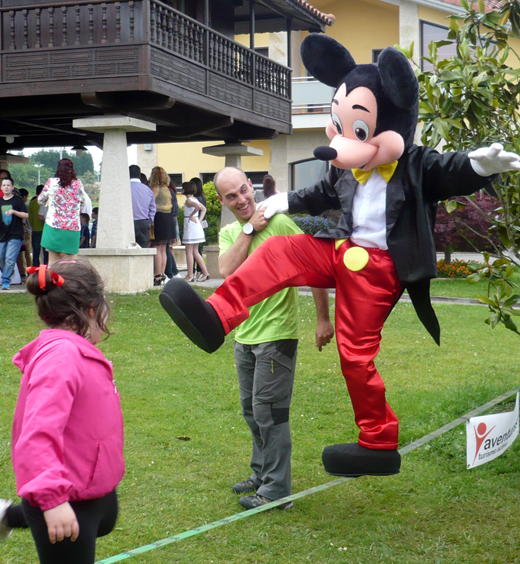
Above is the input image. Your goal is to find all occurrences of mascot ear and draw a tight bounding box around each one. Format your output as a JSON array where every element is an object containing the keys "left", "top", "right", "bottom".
[
  {"left": 301, "top": 34, "right": 356, "bottom": 88},
  {"left": 378, "top": 47, "right": 419, "bottom": 110}
]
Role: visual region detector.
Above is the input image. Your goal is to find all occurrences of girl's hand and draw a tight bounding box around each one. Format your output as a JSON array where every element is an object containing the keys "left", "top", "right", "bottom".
[
  {"left": 5, "top": 209, "right": 13, "bottom": 216},
  {"left": 43, "top": 502, "right": 80, "bottom": 543},
  {"left": 189, "top": 215, "right": 199, "bottom": 223}
]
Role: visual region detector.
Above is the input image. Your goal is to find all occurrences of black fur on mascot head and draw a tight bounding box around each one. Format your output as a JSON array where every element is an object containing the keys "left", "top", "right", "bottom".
[{"left": 300, "top": 34, "right": 419, "bottom": 172}]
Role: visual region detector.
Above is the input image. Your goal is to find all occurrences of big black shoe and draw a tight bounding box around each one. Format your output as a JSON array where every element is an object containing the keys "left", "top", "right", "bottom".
[
  {"left": 159, "top": 278, "right": 226, "bottom": 353},
  {"left": 322, "top": 443, "right": 401, "bottom": 477}
]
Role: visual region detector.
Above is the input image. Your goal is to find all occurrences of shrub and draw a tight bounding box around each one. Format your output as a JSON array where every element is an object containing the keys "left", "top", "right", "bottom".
[
  {"left": 434, "top": 193, "right": 501, "bottom": 254},
  {"left": 203, "top": 181, "right": 221, "bottom": 245},
  {"left": 291, "top": 214, "right": 337, "bottom": 235},
  {"left": 436, "top": 259, "right": 472, "bottom": 279}
]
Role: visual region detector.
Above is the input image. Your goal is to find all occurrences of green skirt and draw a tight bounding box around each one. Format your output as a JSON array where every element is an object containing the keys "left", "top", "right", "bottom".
[{"left": 41, "top": 224, "right": 81, "bottom": 254}]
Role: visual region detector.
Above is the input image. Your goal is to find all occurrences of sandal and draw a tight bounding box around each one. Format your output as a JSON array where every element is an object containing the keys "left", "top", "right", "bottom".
[
  {"left": 197, "top": 274, "right": 210, "bottom": 282},
  {"left": 154, "top": 275, "right": 163, "bottom": 286}
]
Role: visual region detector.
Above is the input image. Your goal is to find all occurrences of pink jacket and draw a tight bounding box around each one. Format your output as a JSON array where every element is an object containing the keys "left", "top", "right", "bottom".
[{"left": 12, "top": 329, "right": 124, "bottom": 511}]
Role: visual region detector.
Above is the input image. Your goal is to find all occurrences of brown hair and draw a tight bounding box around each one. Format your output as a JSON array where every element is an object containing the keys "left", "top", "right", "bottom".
[
  {"left": 26, "top": 260, "right": 110, "bottom": 339},
  {"left": 55, "top": 158, "right": 77, "bottom": 187},
  {"left": 182, "top": 181, "right": 196, "bottom": 196},
  {"left": 149, "top": 166, "right": 170, "bottom": 189}
]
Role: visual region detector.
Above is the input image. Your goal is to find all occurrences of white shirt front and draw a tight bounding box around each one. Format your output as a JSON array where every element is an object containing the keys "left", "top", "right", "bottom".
[{"left": 350, "top": 168, "right": 388, "bottom": 250}]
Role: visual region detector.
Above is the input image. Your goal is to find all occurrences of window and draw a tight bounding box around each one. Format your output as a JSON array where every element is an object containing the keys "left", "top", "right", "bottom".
[
  {"left": 291, "top": 159, "right": 329, "bottom": 192},
  {"left": 246, "top": 171, "right": 268, "bottom": 190},
  {"left": 421, "top": 21, "right": 457, "bottom": 72},
  {"left": 201, "top": 172, "right": 216, "bottom": 185},
  {"left": 168, "top": 173, "right": 183, "bottom": 190},
  {"left": 372, "top": 49, "right": 383, "bottom": 63},
  {"left": 255, "top": 47, "right": 269, "bottom": 59}
]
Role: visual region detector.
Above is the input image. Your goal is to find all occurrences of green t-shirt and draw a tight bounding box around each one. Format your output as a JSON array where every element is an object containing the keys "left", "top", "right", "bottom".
[
  {"left": 28, "top": 197, "right": 45, "bottom": 232},
  {"left": 219, "top": 213, "right": 302, "bottom": 345}
]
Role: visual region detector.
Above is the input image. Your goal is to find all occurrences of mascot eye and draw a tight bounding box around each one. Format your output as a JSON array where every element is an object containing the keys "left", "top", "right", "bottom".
[
  {"left": 331, "top": 113, "right": 343, "bottom": 136},
  {"left": 353, "top": 120, "right": 370, "bottom": 142}
]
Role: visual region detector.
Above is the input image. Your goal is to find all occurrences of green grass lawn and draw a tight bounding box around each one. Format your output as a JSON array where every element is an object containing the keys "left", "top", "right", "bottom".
[{"left": 1, "top": 289, "right": 519, "bottom": 564}]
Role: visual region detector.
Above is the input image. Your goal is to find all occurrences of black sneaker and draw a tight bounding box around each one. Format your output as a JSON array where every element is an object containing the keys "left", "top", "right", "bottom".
[
  {"left": 232, "top": 478, "right": 261, "bottom": 494},
  {"left": 239, "top": 494, "right": 293, "bottom": 511}
]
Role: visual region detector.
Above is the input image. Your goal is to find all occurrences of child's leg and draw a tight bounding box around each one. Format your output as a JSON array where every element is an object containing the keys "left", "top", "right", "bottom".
[
  {"left": 1, "top": 239, "right": 23, "bottom": 287},
  {"left": 21, "top": 491, "right": 118, "bottom": 564}
]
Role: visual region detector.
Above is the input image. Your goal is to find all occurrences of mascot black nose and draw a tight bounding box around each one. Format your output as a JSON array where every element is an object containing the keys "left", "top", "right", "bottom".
[{"left": 314, "top": 146, "right": 338, "bottom": 161}]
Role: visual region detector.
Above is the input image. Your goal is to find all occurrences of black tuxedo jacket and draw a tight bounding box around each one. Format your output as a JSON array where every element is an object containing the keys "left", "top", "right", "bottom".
[{"left": 288, "top": 144, "right": 496, "bottom": 344}]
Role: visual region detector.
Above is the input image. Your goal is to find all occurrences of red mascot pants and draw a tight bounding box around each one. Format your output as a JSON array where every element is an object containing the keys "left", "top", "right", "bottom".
[{"left": 208, "top": 234, "right": 402, "bottom": 449}]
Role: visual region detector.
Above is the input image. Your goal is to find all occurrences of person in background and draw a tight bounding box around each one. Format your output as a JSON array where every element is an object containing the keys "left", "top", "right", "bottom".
[
  {"left": 191, "top": 177, "right": 207, "bottom": 280},
  {"left": 149, "top": 167, "right": 177, "bottom": 286},
  {"left": 181, "top": 181, "right": 209, "bottom": 282},
  {"left": 0, "top": 169, "right": 13, "bottom": 198},
  {"left": 129, "top": 165, "right": 155, "bottom": 249},
  {"left": 0, "top": 177, "right": 29, "bottom": 290},
  {"left": 0, "top": 260, "right": 124, "bottom": 564},
  {"left": 28, "top": 185, "right": 48, "bottom": 267},
  {"left": 90, "top": 207, "right": 98, "bottom": 249},
  {"left": 140, "top": 173, "right": 150, "bottom": 187},
  {"left": 79, "top": 213, "right": 90, "bottom": 249},
  {"left": 16, "top": 188, "right": 32, "bottom": 279},
  {"left": 262, "top": 174, "right": 278, "bottom": 199},
  {"left": 164, "top": 182, "right": 180, "bottom": 280},
  {"left": 38, "top": 159, "right": 88, "bottom": 264}
]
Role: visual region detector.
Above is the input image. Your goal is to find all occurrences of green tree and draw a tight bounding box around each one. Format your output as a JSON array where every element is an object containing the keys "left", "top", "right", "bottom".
[
  {"left": 29, "top": 149, "right": 94, "bottom": 176},
  {"left": 400, "top": 0, "right": 520, "bottom": 334}
]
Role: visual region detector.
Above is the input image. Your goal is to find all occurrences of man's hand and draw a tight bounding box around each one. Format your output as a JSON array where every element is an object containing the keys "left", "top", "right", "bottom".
[
  {"left": 248, "top": 206, "right": 269, "bottom": 233},
  {"left": 258, "top": 193, "right": 289, "bottom": 219},
  {"left": 316, "top": 319, "right": 334, "bottom": 351},
  {"left": 469, "top": 143, "right": 520, "bottom": 176},
  {"left": 43, "top": 502, "right": 79, "bottom": 544}
]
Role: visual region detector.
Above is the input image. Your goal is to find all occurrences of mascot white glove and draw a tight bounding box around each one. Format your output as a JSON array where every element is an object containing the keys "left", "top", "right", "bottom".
[
  {"left": 469, "top": 143, "right": 520, "bottom": 176},
  {"left": 259, "top": 192, "right": 289, "bottom": 219}
]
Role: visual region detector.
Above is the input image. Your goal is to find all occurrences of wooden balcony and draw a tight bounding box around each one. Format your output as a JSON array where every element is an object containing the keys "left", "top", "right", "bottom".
[{"left": 0, "top": 0, "right": 293, "bottom": 150}]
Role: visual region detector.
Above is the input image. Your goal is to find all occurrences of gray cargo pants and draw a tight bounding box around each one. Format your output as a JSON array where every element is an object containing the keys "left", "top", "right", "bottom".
[{"left": 234, "top": 339, "right": 298, "bottom": 500}]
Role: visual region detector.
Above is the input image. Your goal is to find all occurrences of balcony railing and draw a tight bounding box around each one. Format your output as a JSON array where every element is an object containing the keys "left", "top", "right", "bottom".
[
  {"left": 292, "top": 76, "right": 333, "bottom": 114},
  {"left": 0, "top": 0, "right": 291, "bottom": 100}
]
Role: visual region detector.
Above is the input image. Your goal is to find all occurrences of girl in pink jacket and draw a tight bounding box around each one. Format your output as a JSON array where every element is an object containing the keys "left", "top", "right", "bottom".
[{"left": 0, "top": 260, "right": 124, "bottom": 564}]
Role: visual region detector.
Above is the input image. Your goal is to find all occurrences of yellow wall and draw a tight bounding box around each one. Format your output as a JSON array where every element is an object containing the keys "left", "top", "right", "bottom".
[
  {"left": 157, "top": 139, "right": 271, "bottom": 180},
  {"left": 304, "top": 0, "right": 399, "bottom": 66}
]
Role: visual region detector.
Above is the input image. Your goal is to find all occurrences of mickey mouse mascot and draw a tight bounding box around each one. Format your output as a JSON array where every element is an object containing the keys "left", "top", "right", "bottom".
[{"left": 160, "top": 34, "right": 520, "bottom": 477}]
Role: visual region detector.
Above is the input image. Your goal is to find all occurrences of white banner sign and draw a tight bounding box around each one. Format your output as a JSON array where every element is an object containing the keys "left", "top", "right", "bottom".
[{"left": 466, "top": 393, "right": 519, "bottom": 469}]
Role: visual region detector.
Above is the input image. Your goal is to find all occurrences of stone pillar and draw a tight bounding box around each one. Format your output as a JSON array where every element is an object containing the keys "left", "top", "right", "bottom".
[
  {"left": 72, "top": 116, "right": 157, "bottom": 293},
  {"left": 399, "top": 1, "right": 420, "bottom": 67},
  {"left": 202, "top": 142, "right": 264, "bottom": 228}
]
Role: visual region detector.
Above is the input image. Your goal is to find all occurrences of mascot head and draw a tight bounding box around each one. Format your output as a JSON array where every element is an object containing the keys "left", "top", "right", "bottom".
[{"left": 301, "top": 34, "right": 419, "bottom": 171}]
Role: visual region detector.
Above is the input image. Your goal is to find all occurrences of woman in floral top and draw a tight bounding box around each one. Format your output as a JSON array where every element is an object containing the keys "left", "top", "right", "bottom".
[{"left": 38, "top": 159, "right": 88, "bottom": 264}]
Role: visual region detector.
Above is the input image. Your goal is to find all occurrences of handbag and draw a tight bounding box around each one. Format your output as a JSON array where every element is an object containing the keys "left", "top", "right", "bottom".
[{"left": 201, "top": 219, "right": 208, "bottom": 229}]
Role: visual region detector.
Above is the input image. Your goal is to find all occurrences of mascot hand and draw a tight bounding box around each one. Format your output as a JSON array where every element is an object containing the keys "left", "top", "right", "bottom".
[
  {"left": 469, "top": 143, "right": 520, "bottom": 176},
  {"left": 259, "top": 193, "right": 289, "bottom": 219}
]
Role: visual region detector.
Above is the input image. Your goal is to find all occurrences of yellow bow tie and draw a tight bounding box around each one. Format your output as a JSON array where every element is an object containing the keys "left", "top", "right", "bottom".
[{"left": 352, "top": 161, "right": 398, "bottom": 185}]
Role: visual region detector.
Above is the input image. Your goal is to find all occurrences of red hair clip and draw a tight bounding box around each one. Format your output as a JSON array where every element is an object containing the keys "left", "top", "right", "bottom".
[{"left": 26, "top": 265, "right": 65, "bottom": 291}]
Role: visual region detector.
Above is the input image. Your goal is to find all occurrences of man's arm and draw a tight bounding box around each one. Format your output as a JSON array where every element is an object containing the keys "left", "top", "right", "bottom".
[
  {"left": 311, "top": 288, "right": 334, "bottom": 351},
  {"left": 219, "top": 207, "right": 269, "bottom": 278}
]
